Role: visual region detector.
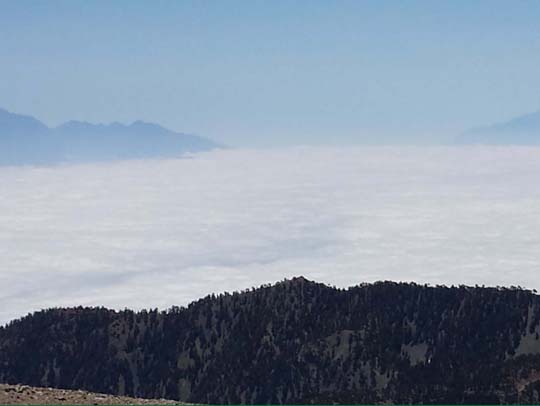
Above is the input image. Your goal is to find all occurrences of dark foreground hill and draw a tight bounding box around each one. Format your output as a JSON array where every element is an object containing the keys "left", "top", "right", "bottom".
[{"left": 2, "top": 278, "right": 540, "bottom": 404}]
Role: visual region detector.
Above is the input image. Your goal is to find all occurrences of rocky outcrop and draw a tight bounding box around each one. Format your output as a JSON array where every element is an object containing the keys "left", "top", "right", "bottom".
[{"left": 0, "top": 383, "right": 179, "bottom": 404}]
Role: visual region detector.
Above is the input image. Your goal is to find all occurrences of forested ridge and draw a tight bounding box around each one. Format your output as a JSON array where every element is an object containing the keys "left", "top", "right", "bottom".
[{"left": 2, "top": 277, "right": 540, "bottom": 404}]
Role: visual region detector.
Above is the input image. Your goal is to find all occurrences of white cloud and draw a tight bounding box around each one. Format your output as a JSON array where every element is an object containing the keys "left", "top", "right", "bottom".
[{"left": 2, "top": 146, "right": 540, "bottom": 325}]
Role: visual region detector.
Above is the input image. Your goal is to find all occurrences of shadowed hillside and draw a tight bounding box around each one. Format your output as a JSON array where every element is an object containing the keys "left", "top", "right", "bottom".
[{"left": 2, "top": 278, "right": 540, "bottom": 404}]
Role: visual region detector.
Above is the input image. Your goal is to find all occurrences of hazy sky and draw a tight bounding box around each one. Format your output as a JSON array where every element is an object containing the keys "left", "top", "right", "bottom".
[{"left": 1, "top": 1, "right": 540, "bottom": 146}]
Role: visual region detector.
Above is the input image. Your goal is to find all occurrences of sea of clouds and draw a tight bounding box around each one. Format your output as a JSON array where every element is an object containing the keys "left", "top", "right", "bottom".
[{"left": 2, "top": 146, "right": 540, "bottom": 324}]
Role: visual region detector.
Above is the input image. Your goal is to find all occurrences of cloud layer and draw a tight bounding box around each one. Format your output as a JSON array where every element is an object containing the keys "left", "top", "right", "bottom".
[{"left": 2, "top": 146, "right": 540, "bottom": 324}]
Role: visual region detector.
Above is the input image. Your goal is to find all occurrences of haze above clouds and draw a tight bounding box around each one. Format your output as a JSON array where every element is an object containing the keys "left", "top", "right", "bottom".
[
  {"left": 2, "top": 147, "right": 540, "bottom": 324},
  {"left": 2, "top": 1, "right": 540, "bottom": 145}
]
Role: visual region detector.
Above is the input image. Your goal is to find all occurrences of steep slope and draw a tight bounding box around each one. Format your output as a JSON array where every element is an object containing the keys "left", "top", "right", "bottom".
[
  {"left": 0, "top": 108, "right": 221, "bottom": 165},
  {"left": 2, "top": 278, "right": 540, "bottom": 404},
  {"left": 0, "top": 108, "right": 62, "bottom": 165},
  {"left": 0, "top": 108, "right": 49, "bottom": 136},
  {"left": 457, "top": 110, "right": 540, "bottom": 144}
]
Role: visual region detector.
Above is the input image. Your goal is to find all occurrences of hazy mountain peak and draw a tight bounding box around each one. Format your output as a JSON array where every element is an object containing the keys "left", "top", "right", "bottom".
[
  {"left": 129, "top": 120, "right": 171, "bottom": 134},
  {"left": 0, "top": 107, "right": 49, "bottom": 135},
  {"left": 458, "top": 110, "right": 540, "bottom": 144},
  {"left": 56, "top": 119, "right": 182, "bottom": 137},
  {"left": 56, "top": 120, "right": 106, "bottom": 131},
  {"left": 0, "top": 107, "right": 221, "bottom": 165}
]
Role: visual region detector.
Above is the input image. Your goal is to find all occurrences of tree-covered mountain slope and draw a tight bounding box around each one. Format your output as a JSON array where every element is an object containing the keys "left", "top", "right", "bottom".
[{"left": 2, "top": 277, "right": 540, "bottom": 404}]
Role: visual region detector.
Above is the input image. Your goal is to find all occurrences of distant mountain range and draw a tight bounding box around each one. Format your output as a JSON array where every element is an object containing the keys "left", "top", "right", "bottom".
[
  {"left": 0, "top": 108, "right": 222, "bottom": 165},
  {"left": 2, "top": 277, "right": 540, "bottom": 404},
  {"left": 457, "top": 110, "right": 540, "bottom": 145}
]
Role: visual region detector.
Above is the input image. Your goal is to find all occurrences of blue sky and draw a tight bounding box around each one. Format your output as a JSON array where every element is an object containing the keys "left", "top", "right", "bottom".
[{"left": 1, "top": 1, "right": 539, "bottom": 146}]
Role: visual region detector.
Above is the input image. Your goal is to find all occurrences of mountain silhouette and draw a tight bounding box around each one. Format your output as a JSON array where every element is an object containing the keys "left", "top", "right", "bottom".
[
  {"left": 0, "top": 108, "right": 221, "bottom": 165},
  {"left": 457, "top": 110, "right": 540, "bottom": 144}
]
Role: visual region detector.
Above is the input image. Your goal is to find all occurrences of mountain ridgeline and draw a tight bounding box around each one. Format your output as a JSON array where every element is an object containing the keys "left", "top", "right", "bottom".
[
  {"left": 2, "top": 278, "right": 540, "bottom": 404},
  {"left": 0, "top": 108, "right": 221, "bottom": 165},
  {"left": 457, "top": 110, "right": 540, "bottom": 145}
]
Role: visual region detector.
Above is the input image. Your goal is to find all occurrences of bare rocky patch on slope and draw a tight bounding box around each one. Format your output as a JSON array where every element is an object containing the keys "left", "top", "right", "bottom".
[{"left": 0, "top": 384, "right": 180, "bottom": 405}]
